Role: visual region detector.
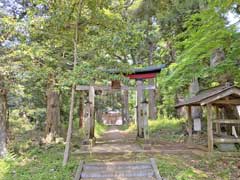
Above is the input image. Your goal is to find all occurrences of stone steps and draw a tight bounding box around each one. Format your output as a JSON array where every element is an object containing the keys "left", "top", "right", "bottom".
[
  {"left": 75, "top": 160, "right": 162, "bottom": 180},
  {"left": 81, "top": 177, "right": 156, "bottom": 180}
]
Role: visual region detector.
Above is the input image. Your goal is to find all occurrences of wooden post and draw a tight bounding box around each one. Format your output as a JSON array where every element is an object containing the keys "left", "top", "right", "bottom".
[
  {"left": 62, "top": 0, "right": 83, "bottom": 166},
  {"left": 142, "top": 101, "right": 149, "bottom": 140},
  {"left": 84, "top": 101, "right": 91, "bottom": 139},
  {"left": 79, "top": 93, "right": 84, "bottom": 128},
  {"left": 186, "top": 106, "right": 192, "bottom": 143},
  {"left": 215, "top": 106, "right": 221, "bottom": 134},
  {"left": 89, "top": 86, "right": 95, "bottom": 139},
  {"left": 207, "top": 104, "right": 214, "bottom": 152},
  {"left": 136, "top": 79, "right": 144, "bottom": 137},
  {"left": 186, "top": 106, "right": 192, "bottom": 136},
  {"left": 122, "top": 89, "right": 129, "bottom": 124}
]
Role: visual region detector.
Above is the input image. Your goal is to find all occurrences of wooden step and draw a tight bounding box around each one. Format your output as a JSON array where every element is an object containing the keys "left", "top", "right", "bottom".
[
  {"left": 81, "top": 168, "right": 154, "bottom": 178},
  {"left": 75, "top": 159, "right": 163, "bottom": 180},
  {"left": 83, "top": 162, "right": 152, "bottom": 171},
  {"left": 83, "top": 165, "right": 152, "bottom": 171},
  {"left": 81, "top": 177, "right": 156, "bottom": 180}
]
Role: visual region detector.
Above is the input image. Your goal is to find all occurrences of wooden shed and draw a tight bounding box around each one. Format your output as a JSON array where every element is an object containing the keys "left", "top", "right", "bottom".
[{"left": 176, "top": 84, "right": 240, "bottom": 152}]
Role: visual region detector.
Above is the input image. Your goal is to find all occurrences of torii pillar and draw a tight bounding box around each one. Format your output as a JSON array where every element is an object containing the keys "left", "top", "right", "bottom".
[{"left": 136, "top": 79, "right": 144, "bottom": 137}]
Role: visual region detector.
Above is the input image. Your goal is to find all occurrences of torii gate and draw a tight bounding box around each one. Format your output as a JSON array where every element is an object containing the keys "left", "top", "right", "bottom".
[{"left": 76, "top": 64, "right": 165, "bottom": 143}]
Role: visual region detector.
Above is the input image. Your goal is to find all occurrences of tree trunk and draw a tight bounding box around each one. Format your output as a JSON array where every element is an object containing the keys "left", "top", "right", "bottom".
[
  {"left": 148, "top": 78, "right": 157, "bottom": 119},
  {"left": 148, "top": 41, "right": 157, "bottom": 120},
  {"left": 45, "top": 84, "right": 60, "bottom": 143},
  {"left": 210, "top": 48, "right": 233, "bottom": 84},
  {"left": 0, "top": 75, "right": 7, "bottom": 157},
  {"left": 63, "top": 0, "right": 83, "bottom": 166}
]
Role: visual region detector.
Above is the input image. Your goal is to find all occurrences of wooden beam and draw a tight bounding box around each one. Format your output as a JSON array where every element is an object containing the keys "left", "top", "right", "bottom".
[
  {"left": 213, "top": 99, "right": 240, "bottom": 105},
  {"left": 214, "top": 138, "right": 240, "bottom": 143},
  {"left": 207, "top": 104, "right": 214, "bottom": 152},
  {"left": 213, "top": 119, "right": 240, "bottom": 124}
]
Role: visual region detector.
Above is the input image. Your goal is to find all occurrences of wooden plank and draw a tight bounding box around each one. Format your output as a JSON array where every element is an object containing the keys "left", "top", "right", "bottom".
[
  {"left": 150, "top": 158, "right": 162, "bottom": 180},
  {"left": 214, "top": 138, "right": 240, "bottom": 143},
  {"left": 213, "top": 119, "right": 240, "bottom": 124},
  {"left": 207, "top": 104, "right": 214, "bottom": 152},
  {"left": 74, "top": 160, "right": 84, "bottom": 180}
]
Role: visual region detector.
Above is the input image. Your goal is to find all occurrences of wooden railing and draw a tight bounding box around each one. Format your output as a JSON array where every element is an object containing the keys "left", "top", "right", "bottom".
[{"left": 212, "top": 119, "right": 240, "bottom": 144}]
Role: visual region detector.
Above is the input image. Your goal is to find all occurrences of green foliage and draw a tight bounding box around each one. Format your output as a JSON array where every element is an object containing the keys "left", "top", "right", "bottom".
[
  {"left": 149, "top": 117, "right": 186, "bottom": 142},
  {"left": 0, "top": 145, "right": 78, "bottom": 180},
  {"left": 95, "top": 121, "right": 108, "bottom": 138},
  {"left": 156, "top": 155, "right": 208, "bottom": 180}
]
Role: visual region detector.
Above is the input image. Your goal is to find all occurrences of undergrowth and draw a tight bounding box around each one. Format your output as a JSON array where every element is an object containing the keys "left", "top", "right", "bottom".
[{"left": 149, "top": 117, "right": 186, "bottom": 142}]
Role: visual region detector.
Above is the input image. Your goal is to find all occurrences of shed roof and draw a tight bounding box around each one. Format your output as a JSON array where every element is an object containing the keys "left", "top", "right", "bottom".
[{"left": 176, "top": 85, "right": 240, "bottom": 107}]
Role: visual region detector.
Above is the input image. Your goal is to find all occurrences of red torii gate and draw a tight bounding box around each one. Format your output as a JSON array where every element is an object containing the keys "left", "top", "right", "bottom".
[{"left": 76, "top": 64, "right": 165, "bottom": 142}]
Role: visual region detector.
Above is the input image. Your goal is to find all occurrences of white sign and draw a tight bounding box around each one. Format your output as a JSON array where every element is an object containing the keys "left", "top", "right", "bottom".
[{"left": 193, "top": 118, "right": 201, "bottom": 131}]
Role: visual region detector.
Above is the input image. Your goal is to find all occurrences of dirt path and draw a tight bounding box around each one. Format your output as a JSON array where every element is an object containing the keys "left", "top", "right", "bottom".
[
  {"left": 77, "top": 125, "right": 207, "bottom": 156},
  {"left": 99, "top": 126, "right": 135, "bottom": 141}
]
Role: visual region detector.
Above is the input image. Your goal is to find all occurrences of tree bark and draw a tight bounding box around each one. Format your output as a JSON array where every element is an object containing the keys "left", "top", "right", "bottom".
[
  {"left": 148, "top": 41, "right": 157, "bottom": 120},
  {"left": 45, "top": 79, "right": 60, "bottom": 143},
  {"left": 0, "top": 75, "right": 7, "bottom": 157},
  {"left": 148, "top": 79, "right": 157, "bottom": 119}
]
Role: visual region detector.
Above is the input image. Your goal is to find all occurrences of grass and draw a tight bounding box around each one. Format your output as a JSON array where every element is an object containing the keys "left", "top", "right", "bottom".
[
  {"left": 95, "top": 121, "right": 108, "bottom": 138},
  {"left": 1, "top": 114, "right": 239, "bottom": 180},
  {"left": 0, "top": 145, "right": 78, "bottom": 180},
  {"left": 148, "top": 117, "right": 186, "bottom": 142},
  {"left": 155, "top": 155, "right": 209, "bottom": 180}
]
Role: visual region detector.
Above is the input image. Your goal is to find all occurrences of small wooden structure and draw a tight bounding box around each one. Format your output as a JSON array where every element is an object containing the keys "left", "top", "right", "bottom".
[{"left": 176, "top": 84, "right": 240, "bottom": 152}]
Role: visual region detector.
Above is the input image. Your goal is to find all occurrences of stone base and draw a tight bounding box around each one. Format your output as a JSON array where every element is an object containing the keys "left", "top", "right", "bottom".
[{"left": 82, "top": 137, "right": 96, "bottom": 146}]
